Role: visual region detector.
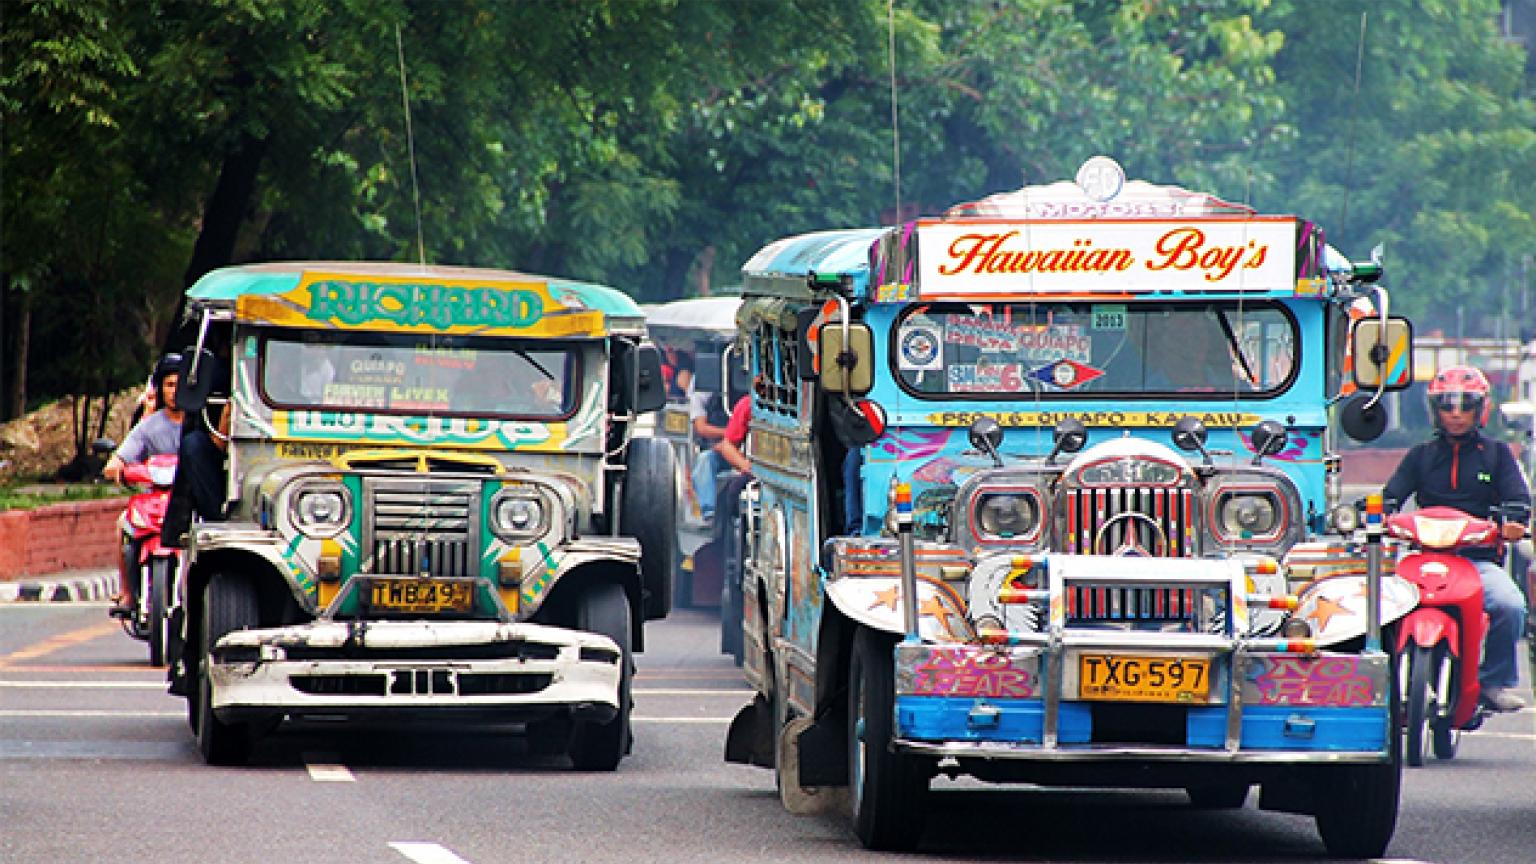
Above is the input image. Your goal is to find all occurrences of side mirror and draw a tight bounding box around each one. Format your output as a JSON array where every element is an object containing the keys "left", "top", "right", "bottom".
[
  {"left": 177, "top": 348, "right": 218, "bottom": 412},
  {"left": 1349, "top": 316, "right": 1414, "bottom": 391},
  {"left": 1249, "top": 420, "right": 1289, "bottom": 465},
  {"left": 819, "top": 321, "right": 874, "bottom": 396},
  {"left": 1340, "top": 395, "right": 1387, "bottom": 442},
  {"left": 629, "top": 341, "right": 666, "bottom": 412}
]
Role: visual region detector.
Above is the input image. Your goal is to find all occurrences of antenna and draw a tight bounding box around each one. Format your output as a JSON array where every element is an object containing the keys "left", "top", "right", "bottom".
[
  {"left": 396, "top": 24, "right": 427, "bottom": 267},
  {"left": 1338, "top": 12, "right": 1368, "bottom": 240},
  {"left": 887, "top": 0, "right": 902, "bottom": 225}
]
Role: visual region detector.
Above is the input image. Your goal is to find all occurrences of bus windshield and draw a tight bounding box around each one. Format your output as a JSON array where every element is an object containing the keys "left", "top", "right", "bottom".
[
  {"left": 260, "top": 331, "right": 578, "bottom": 419},
  {"left": 893, "top": 301, "right": 1296, "bottom": 399}
]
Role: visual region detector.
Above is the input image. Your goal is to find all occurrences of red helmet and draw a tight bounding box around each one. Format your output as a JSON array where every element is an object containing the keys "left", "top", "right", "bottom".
[{"left": 1426, "top": 365, "right": 1491, "bottom": 428}]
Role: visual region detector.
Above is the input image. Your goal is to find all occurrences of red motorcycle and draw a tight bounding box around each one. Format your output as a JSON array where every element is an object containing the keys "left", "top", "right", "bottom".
[
  {"left": 1388, "top": 505, "right": 1500, "bottom": 766},
  {"left": 110, "top": 454, "right": 183, "bottom": 667}
]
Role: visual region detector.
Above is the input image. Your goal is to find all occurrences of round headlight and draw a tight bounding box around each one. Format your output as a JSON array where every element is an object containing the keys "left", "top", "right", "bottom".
[
  {"left": 293, "top": 487, "right": 349, "bottom": 538},
  {"left": 492, "top": 494, "right": 546, "bottom": 540},
  {"left": 977, "top": 493, "right": 1039, "bottom": 539},
  {"left": 1219, "top": 493, "right": 1279, "bottom": 538}
]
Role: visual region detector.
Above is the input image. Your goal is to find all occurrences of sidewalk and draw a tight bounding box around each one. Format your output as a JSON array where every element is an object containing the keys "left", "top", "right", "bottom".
[{"left": 0, "top": 567, "right": 116, "bottom": 603}]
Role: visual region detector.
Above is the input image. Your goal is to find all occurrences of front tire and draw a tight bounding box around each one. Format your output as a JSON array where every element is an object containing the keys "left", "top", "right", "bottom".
[
  {"left": 147, "top": 558, "right": 171, "bottom": 667},
  {"left": 195, "top": 571, "right": 259, "bottom": 766},
  {"left": 568, "top": 582, "right": 633, "bottom": 771},
  {"left": 848, "top": 628, "right": 927, "bottom": 851},
  {"left": 1185, "top": 783, "right": 1250, "bottom": 809},
  {"left": 1403, "top": 644, "right": 1434, "bottom": 767},
  {"left": 1314, "top": 656, "right": 1401, "bottom": 858}
]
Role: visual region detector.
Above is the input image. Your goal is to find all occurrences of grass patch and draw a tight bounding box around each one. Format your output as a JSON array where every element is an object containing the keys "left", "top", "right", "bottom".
[{"left": 0, "top": 483, "right": 127, "bottom": 512}]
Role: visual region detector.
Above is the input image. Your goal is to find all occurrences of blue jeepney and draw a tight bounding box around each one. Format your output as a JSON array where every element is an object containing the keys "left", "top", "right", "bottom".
[{"left": 723, "top": 158, "right": 1416, "bottom": 857}]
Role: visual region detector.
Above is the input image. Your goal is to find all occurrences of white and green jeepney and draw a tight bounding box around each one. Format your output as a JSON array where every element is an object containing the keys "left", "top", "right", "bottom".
[{"left": 173, "top": 262, "right": 674, "bottom": 770}]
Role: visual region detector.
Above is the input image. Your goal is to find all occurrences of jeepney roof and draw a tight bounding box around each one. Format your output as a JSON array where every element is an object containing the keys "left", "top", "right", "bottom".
[
  {"left": 643, "top": 296, "right": 743, "bottom": 335},
  {"left": 186, "top": 261, "right": 648, "bottom": 337},
  {"left": 739, "top": 229, "right": 886, "bottom": 300}
]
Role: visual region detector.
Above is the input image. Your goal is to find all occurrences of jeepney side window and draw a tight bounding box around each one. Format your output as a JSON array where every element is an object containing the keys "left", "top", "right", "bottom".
[{"left": 1326, "top": 303, "right": 1350, "bottom": 398}]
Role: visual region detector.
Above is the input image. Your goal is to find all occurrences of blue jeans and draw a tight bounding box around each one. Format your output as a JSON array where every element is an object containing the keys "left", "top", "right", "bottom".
[
  {"left": 692, "top": 449, "right": 725, "bottom": 517},
  {"left": 842, "top": 448, "right": 863, "bottom": 535},
  {"left": 1475, "top": 559, "right": 1528, "bottom": 690}
]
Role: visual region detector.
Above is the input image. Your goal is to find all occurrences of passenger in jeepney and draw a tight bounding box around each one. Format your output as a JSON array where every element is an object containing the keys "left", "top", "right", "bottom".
[
  {"left": 161, "top": 335, "right": 234, "bottom": 547},
  {"left": 1142, "top": 310, "right": 1258, "bottom": 393},
  {"left": 687, "top": 363, "right": 730, "bottom": 521}
]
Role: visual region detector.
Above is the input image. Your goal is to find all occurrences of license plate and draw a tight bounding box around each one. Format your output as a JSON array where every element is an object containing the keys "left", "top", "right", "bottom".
[
  {"left": 367, "top": 578, "right": 474, "bottom": 614},
  {"left": 663, "top": 410, "right": 689, "bottom": 434},
  {"left": 1079, "top": 654, "right": 1210, "bottom": 703}
]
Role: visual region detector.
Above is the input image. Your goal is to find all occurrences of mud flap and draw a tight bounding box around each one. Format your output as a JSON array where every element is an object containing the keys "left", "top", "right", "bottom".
[
  {"left": 778, "top": 715, "right": 848, "bottom": 815},
  {"left": 796, "top": 715, "right": 849, "bottom": 786},
  {"left": 725, "top": 694, "right": 775, "bottom": 768}
]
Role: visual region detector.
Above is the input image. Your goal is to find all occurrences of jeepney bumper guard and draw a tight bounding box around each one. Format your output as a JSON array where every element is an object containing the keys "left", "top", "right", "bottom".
[
  {"left": 891, "top": 556, "right": 1394, "bottom": 765},
  {"left": 205, "top": 578, "right": 622, "bottom": 722}
]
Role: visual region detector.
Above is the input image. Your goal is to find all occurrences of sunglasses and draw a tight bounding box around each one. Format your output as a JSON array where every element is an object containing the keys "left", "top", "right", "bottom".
[{"left": 1432, "top": 393, "right": 1482, "bottom": 414}]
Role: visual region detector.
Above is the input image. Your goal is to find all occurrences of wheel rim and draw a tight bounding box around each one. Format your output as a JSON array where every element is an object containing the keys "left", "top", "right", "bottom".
[{"left": 851, "top": 675, "right": 868, "bottom": 817}]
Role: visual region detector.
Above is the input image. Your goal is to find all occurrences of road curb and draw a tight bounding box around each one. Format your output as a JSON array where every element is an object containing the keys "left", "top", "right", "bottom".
[{"left": 0, "top": 570, "right": 116, "bottom": 603}]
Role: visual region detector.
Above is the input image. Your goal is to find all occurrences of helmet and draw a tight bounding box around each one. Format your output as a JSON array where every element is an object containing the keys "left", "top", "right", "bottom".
[
  {"left": 1426, "top": 365, "right": 1491, "bottom": 428},
  {"left": 153, "top": 353, "right": 183, "bottom": 385}
]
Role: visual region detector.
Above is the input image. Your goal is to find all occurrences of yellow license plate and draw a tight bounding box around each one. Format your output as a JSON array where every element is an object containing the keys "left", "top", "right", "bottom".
[
  {"left": 367, "top": 578, "right": 474, "bottom": 614},
  {"left": 1079, "top": 655, "right": 1210, "bottom": 703},
  {"left": 663, "top": 410, "right": 689, "bottom": 434}
]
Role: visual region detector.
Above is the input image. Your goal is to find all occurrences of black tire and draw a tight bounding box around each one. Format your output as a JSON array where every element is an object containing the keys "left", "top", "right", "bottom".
[
  {"left": 1314, "top": 659, "right": 1402, "bottom": 858},
  {"left": 196, "top": 571, "right": 259, "bottom": 766},
  {"left": 568, "top": 582, "right": 633, "bottom": 771},
  {"left": 848, "top": 628, "right": 927, "bottom": 851},
  {"left": 1185, "top": 783, "right": 1250, "bottom": 809},
  {"left": 1403, "top": 645, "right": 1432, "bottom": 767},
  {"left": 147, "top": 558, "right": 171, "bottom": 667},
  {"left": 622, "top": 437, "right": 676, "bottom": 621},
  {"left": 720, "top": 509, "right": 746, "bottom": 664},
  {"left": 1429, "top": 646, "right": 1459, "bottom": 761}
]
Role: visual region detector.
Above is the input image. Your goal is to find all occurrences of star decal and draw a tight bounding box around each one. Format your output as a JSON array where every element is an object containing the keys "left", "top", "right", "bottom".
[
  {"left": 918, "top": 595, "right": 950, "bottom": 620},
  {"left": 869, "top": 585, "right": 901, "bottom": 612},
  {"left": 1307, "top": 595, "right": 1355, "bottom": 633}
]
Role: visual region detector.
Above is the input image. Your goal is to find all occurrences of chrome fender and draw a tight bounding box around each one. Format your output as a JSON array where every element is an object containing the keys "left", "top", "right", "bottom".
[
  {"left": 1295, "top": 573, "right": 1419, "bottom": 647},
  {"left": 824, "top": 575, "right": 970, "bottom": 642}
]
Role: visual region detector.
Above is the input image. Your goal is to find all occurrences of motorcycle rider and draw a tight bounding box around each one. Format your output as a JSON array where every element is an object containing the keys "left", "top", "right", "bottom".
[
  {"left": 1384, "top": 365, "right": 1532, "bottom": 713},
  {"left": 104, "top": 354, "right": 183, "bottom": 612}
]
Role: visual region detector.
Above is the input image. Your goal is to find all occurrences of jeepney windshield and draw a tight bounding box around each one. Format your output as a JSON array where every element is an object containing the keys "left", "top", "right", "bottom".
[
  {"left": 893, "top": 301, "right": 1296, "bottom": 399},
  {"left": 260, "top": 331, "right": 578, "bottom": 419}
]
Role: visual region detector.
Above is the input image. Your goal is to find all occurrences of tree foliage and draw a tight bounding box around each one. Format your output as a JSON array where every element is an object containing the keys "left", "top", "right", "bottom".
[{"left": 3, "top": 0, "right": 1532, "bottom": 430}]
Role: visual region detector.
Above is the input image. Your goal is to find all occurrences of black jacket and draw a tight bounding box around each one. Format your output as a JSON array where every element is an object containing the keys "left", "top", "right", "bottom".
[{"left": 1383, "top": 429, "right": 1532, "bottom": 560}]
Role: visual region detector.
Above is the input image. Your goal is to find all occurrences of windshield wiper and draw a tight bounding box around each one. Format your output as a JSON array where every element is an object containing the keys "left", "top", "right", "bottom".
[
  {"left": 1214, "top": 309, "right": 1258, "bottom": 386},
  {"left": 512, "top": 346, "right": 555, "bottom": 381}
]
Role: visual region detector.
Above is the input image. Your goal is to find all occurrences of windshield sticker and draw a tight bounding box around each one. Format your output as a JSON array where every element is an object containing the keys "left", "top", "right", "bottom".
[
  {"left": 898, "top": 324, "right": 943, "bottom": 371},
  {"left": 1017, "top": 324, "right": 1091, "bottom": 362},
  {"left": 1028, "top": 358, "right": 1104, "bottom": 390},
  {"left": 1091, "top": 305, "right": 1127, "bottom": 330},
  {"left": 945, "top": 317, "right": 1020, "bottom": 352},
  {"left": 947, "top": 363, "right": 1024, "bottom": 393},
  {"left": 276, "top": 411, "right": 556, "bottom": 450},
  {"left": 927, "top": 410, "right": 1264, "bottom": 429}
]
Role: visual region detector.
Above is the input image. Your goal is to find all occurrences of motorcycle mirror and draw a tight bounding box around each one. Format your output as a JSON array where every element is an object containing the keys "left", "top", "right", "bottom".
[
  {"left": 1046, "top": 418, "right": 1087, "bottom": 465},
  {"left": 1249, "top": 420, "right": 1289, "bottom": 465},
  {"left": 967, "top": 417, "right": 1004, "bottom": 466}
]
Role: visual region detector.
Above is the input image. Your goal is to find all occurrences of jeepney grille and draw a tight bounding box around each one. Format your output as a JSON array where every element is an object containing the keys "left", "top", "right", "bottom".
[
  {"left": 366, "top": 480, "right": 480, "bottom": 577},
  {"left": 1063, "top": 486, "right": 1197, "bottom": 558}
]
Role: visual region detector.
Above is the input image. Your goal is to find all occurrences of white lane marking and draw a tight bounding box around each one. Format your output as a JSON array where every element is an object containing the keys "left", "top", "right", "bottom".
[
  {"left": 304, "top": 753, "right": 355, "bottom": 782},
  {"left": 0, "top": 680, "right": 165, "bottom": 688},
  {"left": 390, "top": 842, "right": 473, "bottom": 864},
  {"left": 633, "top": 688, "right": 751, "bottom": 696},
  {"left": 0, "top": 709, "right": 181, "bottom": 718}
]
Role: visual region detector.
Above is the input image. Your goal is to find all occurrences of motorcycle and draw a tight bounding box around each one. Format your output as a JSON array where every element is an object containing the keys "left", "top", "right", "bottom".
[
  {"left": 109, "top": 453, "right": 183, "bottom": 668},
  {"left": 1388, "top": 505, "right": 1501, "bottom": 767}
]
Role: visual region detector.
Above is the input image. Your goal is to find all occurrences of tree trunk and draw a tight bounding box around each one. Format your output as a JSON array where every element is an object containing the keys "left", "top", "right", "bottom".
[
  {"left": 7, "top": 296, "right": 29, "bottom": 419},
  {"left": 170, "top": 131, "right": 269, "bottom": 340}
]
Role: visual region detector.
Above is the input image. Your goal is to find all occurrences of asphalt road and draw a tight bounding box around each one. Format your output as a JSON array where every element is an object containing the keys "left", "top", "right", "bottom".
[{"left": 3, "top": 602, "right": 1533, "bottom": 864}]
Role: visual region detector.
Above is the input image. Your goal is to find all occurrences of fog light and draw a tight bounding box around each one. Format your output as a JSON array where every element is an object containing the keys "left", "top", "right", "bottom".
[{"left": 1281, "top": 617, "right": 1313, "bottom": 638}]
